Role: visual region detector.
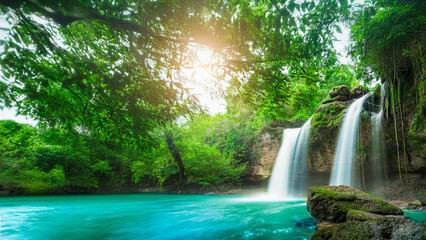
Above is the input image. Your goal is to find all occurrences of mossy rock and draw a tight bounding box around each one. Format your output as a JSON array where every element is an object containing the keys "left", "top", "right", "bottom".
[
  {"left": 408, "top": 113, "right": 426, "bottom": 160},
  {"left": 322, "top": 97, "right": 336, "bottom": 104},
  {"left": 346, "top": 209, "right": 403, "bottom": 222},
  {"left": 419, "top": 192, "right": 426, "bottom": 206},
  {"left": 295, "top": 217, "right": 319, "bottom": 228},
  {"left": 329, "top": 85, "right": 351, "bottom": 98},
  {"left": 311, "top": 102, "right": 347, "bottom": 142},
  {"left": 335, "top": 95, "right": 350, "bottom": 101},
  {"left": 311, "top": 217, "right": 426, "bottom": 240},
  {"left": 351, "top": 85, "right": 370, "bottom": 99},
  {"left": 307, "top": 186, "right": 403, "bottom": 223},
  {"left": 308, "top": 102, "right": 348, "bottom": 173},
  {"left": 373, "top": 83, "right": 382, "bottom": 98}
]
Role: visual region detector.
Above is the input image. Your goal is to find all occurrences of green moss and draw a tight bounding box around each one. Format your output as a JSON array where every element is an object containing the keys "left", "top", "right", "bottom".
[
  {"left": 333, "top": 85, "right": 350, "bottom": 90},
  {"left": 373, "top": 83, "right": 381, "bottom": 98},
  {"left": 361, "top": 85, "right": 370, "bottom": 92},
  {"left": 347, "top": 210, "right": 378, "bottom": 222},
  {"left": 408, "top": 113, "right": 426, "bottom": 158},
  {"left": 310, "top": 187, "right": 357, "bottom": 201},
  {"left": 349, "top": 210, "right": 363, "bottom": 215},
  {"left": 310, "top": 103, "right": 346, "bottom": 144},
  {"left": 322, "top": 97, "right": 336, "bottom": 104},
  {"left": 418, "top": 192, "right": 426, "bottom": 206},
  {"left": 309, "top": 186, "right": 402, "bottom": 214},
  {"left": 312, "top": 221, "right": 370, "bottom": 240}
]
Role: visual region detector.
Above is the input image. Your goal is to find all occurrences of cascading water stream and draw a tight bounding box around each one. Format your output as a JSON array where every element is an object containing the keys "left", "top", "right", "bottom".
[
  {"left": 267, "top": 119, "right": 311, "bottom": 199},
  {"left": 330, "top": 93, "right": 372, "bottom": 186},
  {"left": 287, "top": 118, "right": 312, "bottom": 198},
  {"left": 371, "top": 84, "right": 387, "bottom": 183}
]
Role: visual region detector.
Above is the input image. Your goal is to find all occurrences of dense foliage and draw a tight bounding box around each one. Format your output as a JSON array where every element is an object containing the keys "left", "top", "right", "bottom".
[
  {"left": 0, "top": 0, "right": 422, "bottom": 194},
  {"left": 0, "top": 119, "right": 249, "bottom": 194},
  {"left": 349, "top": 0, "right": 425, "bottom": 179},
  {"left": 349, "top": 0, "right": 425, "bottom": 82}
]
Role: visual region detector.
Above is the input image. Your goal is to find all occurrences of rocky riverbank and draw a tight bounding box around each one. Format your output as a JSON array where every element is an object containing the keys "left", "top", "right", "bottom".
[{"left": 306, "top": 185, "right": 426, "bottom": 240}]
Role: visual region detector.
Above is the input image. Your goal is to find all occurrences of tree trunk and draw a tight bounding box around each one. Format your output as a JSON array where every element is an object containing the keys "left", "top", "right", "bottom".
[{"left": 165, "top": 131, "right": 186, "bottom": 191}]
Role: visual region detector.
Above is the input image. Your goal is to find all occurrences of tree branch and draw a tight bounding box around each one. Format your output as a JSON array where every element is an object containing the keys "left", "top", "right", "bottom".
[{"left": 2, "top": 0, "right": 195, "bottom": 44}]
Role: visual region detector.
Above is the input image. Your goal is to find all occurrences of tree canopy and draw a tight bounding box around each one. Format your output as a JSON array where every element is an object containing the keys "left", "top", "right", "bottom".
[
  {"left": 1, "top": 0, "right": 423, "bottom": 194},
  {"left": 0, "top": 0, "right": 355, "bottom": 136}
]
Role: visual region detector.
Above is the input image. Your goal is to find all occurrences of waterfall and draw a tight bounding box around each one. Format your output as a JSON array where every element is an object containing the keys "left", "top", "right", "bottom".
[
  {"left": 371, "top": 84, "right": 386, "bottom": 184},
  {"left": 330, "top": 93, "right": 372, "bottom": 186},
  {"left": 268, "top": 119, "right": 311, "bottom": 199}
]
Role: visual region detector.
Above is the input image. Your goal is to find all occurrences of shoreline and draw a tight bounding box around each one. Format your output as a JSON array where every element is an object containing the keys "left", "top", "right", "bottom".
[{"left": 1, "top": 185, "right": 425, "bottom": 212}]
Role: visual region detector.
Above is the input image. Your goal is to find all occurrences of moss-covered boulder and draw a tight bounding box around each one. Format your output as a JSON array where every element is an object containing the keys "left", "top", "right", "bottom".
[
  {"left": 307, "top": 186, "right": 425, "bottom": 239},
  {"left": 307, "top": 186, "right": 403, "bottom": 223},
  {"left": 351, "top": 85, "right": 370, "bottom": 99},
  {"left": 329, "top": 85, "right": 351, "bottom": 99},
  {"left": 321, "top": 97, "right": 336, "bottom": 104},
  {"left": 311, "top": 217, "right": 426, "bottom": 240},
  {"left": 334, "top": 95, "right": 350, "bottom": 101},
  {"left": 346, "top": 209, "right": 402, "bottom": 222},
  {"left": 308, "top": 102, "right": 348, "bottom": 173}
]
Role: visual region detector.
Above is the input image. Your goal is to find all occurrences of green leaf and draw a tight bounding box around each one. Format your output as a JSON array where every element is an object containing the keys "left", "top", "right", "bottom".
[
  {"left": 301, "top": 2, "right": 307, "bottom": 11},
  {"left": 300, "top": 24, "right": 306, "bottom": 33},
  {"left": 289, "top": 17, "right": 296, "bottom": 27},
  {"left": 295, "top": 3, "right": 300, "bottom": 12},
  {"left": 287, "top": 0, "right": 296, "bottom": 13},
  {"left": 338, "top": 0, "right": 348, "bottom": 7},
  {"left": 308, "top": 2, "right": 315, "bottom": 11}
]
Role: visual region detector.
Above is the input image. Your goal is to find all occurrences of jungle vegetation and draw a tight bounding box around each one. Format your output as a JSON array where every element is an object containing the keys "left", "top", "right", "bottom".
[{"left": 0, "top": 0, "right": 423, "bottom": 194}]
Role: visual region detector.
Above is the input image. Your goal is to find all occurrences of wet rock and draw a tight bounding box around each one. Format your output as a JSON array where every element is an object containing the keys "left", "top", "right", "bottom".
[
  {"left": 309, "top": 102, "right": 348, "bottom": 174},
  {"left": 407, "top": 200, "right": 423, "bottom": 209},
  {"left": 329, "top": 86, "right": 351, "bottom": 99},
  {"left": 307, "top": 186, "right": 403, "bottom": 223},
  {"left": 421, "top": 196, "right": 426, "bottom": 207},
  {"left": 334, "top": 95, "right": 350, "bottom": 101},
  {"left": 351, "top": 85, "right": 370, "bottom": 99},
  {"left": 321, "top": 97, "right": 336, "bottom": 104},
  {"left": 311, "top": 217, "right": 426, "bottom": 240},
  {"left": 346, "top": 209, "right": 383, "bottom": 221},
  {"left": 0, "top": 190, "right": 9, "bottom": 197},
  {"left": 388, "top": 200, "right": 409, "bottom": 209},
  {"left": 316, "top": 221, "right": 337, "bottom": 230},
  {"left": 346, "top": 209, "right": 403, "bottom": 222},
  {"left": 307, "top": 186, "right": 425, "bottom": 240},
  {"left": 295, "top": 217, "right": 318, "bottom": 228},
  {"left": 246, "top": 127, "right": 282, "bottom": 181}
]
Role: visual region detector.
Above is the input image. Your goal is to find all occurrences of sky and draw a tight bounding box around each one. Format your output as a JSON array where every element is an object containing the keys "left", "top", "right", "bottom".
[{"left": 0, "top": 9, "right": 352, "bottom": 126}]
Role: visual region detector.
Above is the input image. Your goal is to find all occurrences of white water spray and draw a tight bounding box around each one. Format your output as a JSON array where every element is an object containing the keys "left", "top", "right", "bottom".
[
  {"left": 268, "top": 119, "right": 311, "bottom": 199},
  {"left": 330, "top": 93, "right": 372, "bottom": 186},
  {"left": 371, "top": 84, "right": 387, "bottom": 183}
]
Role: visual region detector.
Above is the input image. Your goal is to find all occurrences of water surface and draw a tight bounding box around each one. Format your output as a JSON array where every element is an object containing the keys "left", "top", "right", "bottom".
[{"left": 1, "top": 193, "right": 314, "bottom": 240}]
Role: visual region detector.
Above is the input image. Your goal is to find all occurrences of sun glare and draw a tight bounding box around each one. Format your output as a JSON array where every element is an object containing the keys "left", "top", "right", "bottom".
[
  {"left": 182, "top": 44, "right": 226, "bottom": 115},
  {"left": 195, "top": 45, "right": 214, "bottom": 66}
]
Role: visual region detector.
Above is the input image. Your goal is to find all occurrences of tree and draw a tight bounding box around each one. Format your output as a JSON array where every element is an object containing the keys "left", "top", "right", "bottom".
[
  {"left": 0, "top": 0, "right": 358, "bottom": 130},
  {"left": 349, "top": 0, "right": 425, "bottom": 82},
  {"left": 0, "top": 0, "right": 361, "bottom": 191},
  {"left": 349, "top": 0, "right": 425, "bottom": 180}
]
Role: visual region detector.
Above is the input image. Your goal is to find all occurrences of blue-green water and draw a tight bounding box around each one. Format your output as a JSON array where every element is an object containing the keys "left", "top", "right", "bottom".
[
  {"left": 405, "top": 210, "right": 426, "bottom": 222},
  {"left": 2, "top": 194, "right": 425, "bottom": 240},
  {"left": 1, "top": 193, "right": 315, "bottom": 240}
]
